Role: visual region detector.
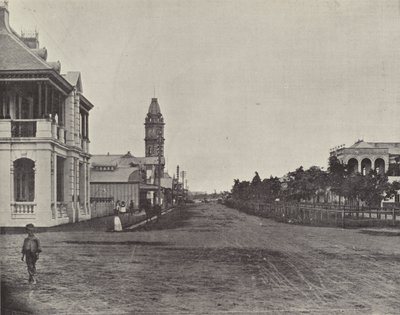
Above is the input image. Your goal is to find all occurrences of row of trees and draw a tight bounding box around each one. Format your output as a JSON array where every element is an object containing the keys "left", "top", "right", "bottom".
[{"left": 231, "top": 156, "right": 400, "bottom": 207}]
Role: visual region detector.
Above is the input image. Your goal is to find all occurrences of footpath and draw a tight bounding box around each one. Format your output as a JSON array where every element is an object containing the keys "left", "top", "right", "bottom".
[{"left": 0, "top": 208, "right": 175, "bottom": 234}]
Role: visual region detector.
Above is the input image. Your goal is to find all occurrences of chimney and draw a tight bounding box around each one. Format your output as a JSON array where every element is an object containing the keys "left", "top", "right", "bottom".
[
  {"left": 20, "top": 30, "right": 40, "bottom": 49},
  {"left": 0, "top": 1, "right": 11, "bottom": 33}
]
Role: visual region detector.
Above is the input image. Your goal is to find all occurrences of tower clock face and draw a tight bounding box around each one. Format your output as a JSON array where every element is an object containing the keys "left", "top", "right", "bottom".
[
  {"left": 148, "top": 128, "right": 163, "bottom": 138},
  {"left": 149, "top": 129, "right": 156, "bottom": 137}
]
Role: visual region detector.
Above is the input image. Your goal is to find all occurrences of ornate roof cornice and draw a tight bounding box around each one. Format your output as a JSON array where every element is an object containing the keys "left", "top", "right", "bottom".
[{"left": 0, "top": 69, "right": 73, "bottom": 95}]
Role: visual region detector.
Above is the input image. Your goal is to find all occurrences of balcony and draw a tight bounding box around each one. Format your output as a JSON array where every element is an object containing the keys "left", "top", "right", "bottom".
[
  {"left": 11, "top": 202, "right": 36, "bottom": 218},
  {"left": 11, "top": 120, "right": 37, "bottom": 137},
  {"left": 0, "top": 119, "right": 66, "bottom": 144}
]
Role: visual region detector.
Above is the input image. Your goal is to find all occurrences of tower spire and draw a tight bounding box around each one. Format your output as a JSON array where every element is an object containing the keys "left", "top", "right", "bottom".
[{"left": 144, "top": 97, "right": 165, "bottom": 157}]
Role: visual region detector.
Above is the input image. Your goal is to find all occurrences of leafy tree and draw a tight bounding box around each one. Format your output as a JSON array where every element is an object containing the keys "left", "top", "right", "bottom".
[
  {"left": 360, "top": 172, "right": 391, "bottom": 207},
  {"left": 251, "top": 172, "right": 262, "bottom": 199},
  {"left": 341, "top": 173, "right": 364, "bottom": 207},
  {"left": 232, "top": 179, "right": 251, "bottom": 200},
  {"left": 286, "top": 166, "right": 306, "bottom": 201},
  {"left": 387, "top": 163, "right": 400, "bottom": 176},
  {"left": 232, "top": 179, "right": 240, "bottom": 199},
  {"left": 327, "top": 156, "right": 347, "bottom": 204},
  {"left": 385, "top": 181, "right": 400, "bottom": 201},
  {"left": 269, "top": 176, "right": 282, "bottom": 200},
  {"left": 341, "top": 171, "right": 393, "bottom": 207},
  {"left": 304, "top": 166, "right": 328, "bottom": 203},
  {"left": 251, "top": 172, "right": 261, "bottom": 186},
  {"left": 259, "top": 176, "right": 281, "bottom": 201}
]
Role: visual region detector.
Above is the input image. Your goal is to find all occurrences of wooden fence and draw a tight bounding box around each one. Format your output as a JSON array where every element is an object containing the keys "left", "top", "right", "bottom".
[{"left": 227, "top": 200, "right": 400, "bottom": 228}]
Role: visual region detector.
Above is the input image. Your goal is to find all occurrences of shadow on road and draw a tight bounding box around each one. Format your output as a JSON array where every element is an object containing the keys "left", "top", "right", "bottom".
[
  {"left": 133, "top": 206, "right": 194, "bottom": 231},
  {"left": 359, "top": 230, "right": 400, "bottom": 237},
  {"left": 61, "top": 240, "right": 168, "bottom": 246}
]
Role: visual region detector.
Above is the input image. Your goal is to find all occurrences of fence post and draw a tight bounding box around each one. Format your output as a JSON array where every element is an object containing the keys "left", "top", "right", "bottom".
[
  {"left": 393, "top": 208, "right": 396, "bottom": 226},
  {"left": 342, "top": 209, "right": 345, "bottom": 228}
]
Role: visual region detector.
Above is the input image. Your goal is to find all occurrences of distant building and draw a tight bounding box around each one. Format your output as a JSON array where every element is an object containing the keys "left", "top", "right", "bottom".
[
  {"left": 330, "top": 140, "right": 400, "bottom": 206},
  {"left": 90, "top": 152, "right": 164, "bottom": 217},
  {"left": 90, "top": 98, "right": 170, "bottom": 213},
  {"left": 0, "top": 3, "right": 94, "bottom": 227},
  {"left": 188, "top": 191, "right": 208, "bottom": 197},
  {"left": 330, "top": 140, "right": 400, "bottom": 175}
]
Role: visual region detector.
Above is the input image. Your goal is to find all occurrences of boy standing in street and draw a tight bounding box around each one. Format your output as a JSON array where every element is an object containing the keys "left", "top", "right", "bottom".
[{"left": 21, "top": 223, "right": 42, "bottom": 284}]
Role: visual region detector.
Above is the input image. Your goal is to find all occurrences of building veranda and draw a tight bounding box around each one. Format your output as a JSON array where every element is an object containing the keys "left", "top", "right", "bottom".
[{"left": 0, "top": 3, "right": 94, "bottom": 227}]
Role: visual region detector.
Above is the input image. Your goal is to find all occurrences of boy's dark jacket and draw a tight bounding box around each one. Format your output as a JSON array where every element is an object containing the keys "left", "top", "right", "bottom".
[{"left": 22, "top": 236, "right": 42, "bottom": 254}]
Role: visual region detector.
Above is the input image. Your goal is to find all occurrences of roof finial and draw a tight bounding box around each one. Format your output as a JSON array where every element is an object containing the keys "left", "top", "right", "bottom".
[
  {"left": 153, "top": 85, "right": 156, "bottom": 98},
  {"left": 1, "top": 0, "right": 8, "bottom": 9}
]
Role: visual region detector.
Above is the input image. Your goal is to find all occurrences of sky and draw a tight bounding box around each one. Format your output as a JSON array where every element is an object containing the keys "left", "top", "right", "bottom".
[{"left": 8, "top": 0, "right": 400, "bottom": 193}]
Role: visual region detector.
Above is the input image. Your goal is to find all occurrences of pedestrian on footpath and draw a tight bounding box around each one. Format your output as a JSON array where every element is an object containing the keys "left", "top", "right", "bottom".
[
  {"left": 21, "top": 223, "right": 42, "bottom": 284},
  {"left": 113, "top": 215, "right": 123, "bottom": 231},
  {"left": 120, "top": 201, "right": 126, "bottom": 215},
  {"left": 115, "top": 200, "right": 120, "bottom": 215}
]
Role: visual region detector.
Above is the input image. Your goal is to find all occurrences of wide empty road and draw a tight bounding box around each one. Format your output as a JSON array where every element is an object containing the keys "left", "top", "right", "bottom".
[{"left": 2, "top": 203, "right": 400, "bottom": 314}]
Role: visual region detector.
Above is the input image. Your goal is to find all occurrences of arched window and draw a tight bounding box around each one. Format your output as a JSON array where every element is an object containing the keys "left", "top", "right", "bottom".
[
  {"left": 347, "top": 158, "right": 358, "bottom": 174},
  {"left": 14, "top": 158, "right": 35, "bottom": 201},
  {"left": 374, "top": 158, "right": 385, "bottom": 175},
  {"left": 361, "top": 158, "right": 372, "bottom": 176}
]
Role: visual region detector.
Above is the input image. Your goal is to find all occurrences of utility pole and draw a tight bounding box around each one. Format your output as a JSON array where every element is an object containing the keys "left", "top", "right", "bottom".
[
  {"left": 181, "top": 171, "right": 186, "bottom": 201},
  {"left": 157, "top": 130, "right": 162, "bottom": 206}
]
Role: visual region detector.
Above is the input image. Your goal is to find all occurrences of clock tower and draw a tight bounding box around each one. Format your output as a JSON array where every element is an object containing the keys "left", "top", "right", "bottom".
[{"left": 145, "top": 98, "right": 165, "bottom": 157}]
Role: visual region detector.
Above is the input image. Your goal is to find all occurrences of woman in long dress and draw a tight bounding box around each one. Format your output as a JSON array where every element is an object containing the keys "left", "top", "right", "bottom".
[{"left": 119, "top": 201, "right": 126, "bottom": 214}]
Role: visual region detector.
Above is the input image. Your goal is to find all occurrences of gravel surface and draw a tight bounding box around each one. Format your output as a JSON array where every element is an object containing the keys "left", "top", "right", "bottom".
[{"left": 1, "top": 203, "right": 400, "bottom": 314}]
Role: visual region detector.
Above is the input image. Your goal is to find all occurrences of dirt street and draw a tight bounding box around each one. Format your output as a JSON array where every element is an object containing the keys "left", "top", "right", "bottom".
[{"left": 1, "top": 203, "right": 400, "bottom": 314}]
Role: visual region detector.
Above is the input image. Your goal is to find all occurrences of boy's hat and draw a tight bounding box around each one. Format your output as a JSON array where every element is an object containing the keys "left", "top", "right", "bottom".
[{"left": 25, "top": 223, "right": 34, "bottom": 230}]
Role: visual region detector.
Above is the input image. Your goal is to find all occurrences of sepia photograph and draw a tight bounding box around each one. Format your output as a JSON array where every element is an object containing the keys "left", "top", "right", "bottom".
[{"left": 1, "top": 0, "right": 400, "bottom": 314}]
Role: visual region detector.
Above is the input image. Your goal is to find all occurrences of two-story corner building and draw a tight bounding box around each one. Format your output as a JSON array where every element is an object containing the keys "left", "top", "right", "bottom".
[
  {"left": 0, "top": 3, "right": 94, "bottom": 227},
  {"left": 330, "top": 140, "right": 400, "bottom": 206},
  {"left": 330, "top": 140, "right": 400, "bottom": 175}
]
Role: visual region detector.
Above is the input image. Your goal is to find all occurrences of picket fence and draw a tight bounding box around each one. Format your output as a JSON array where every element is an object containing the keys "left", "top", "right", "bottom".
[{"left": 227, "top": 200, "right": 400, "bottom": 228}]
